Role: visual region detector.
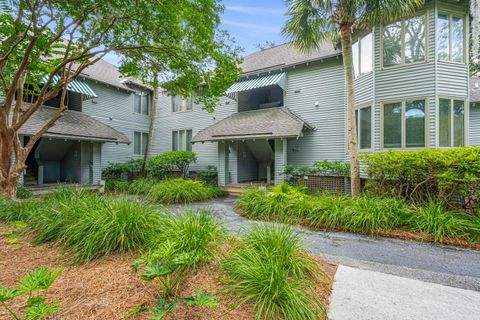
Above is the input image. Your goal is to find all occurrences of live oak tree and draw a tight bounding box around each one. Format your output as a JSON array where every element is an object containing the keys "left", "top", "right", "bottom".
[
  {"left": 0, "top": 0, "right": 241, "bottom": 198},
  {"left": 282, "top": 0, "right": 423, "bottom": 196}
]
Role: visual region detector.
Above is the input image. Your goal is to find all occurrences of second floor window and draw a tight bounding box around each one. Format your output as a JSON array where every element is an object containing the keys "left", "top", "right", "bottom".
[
  {"left": 355, "top": 106, "right": 372, "bottom": 149},
  {"left": 171, "top": 95, "right": 193, "bottom": 112},
  {"left": 134, "top": 131, "right": 148, "bottom": 155},
  {"left": 383, "top": 14, "right": 426, "bottom": 67},
  {"left": 134, "top": 93, "right": 149, "bottom": 115},
  {"left": 352, "top": 33, "right": 373, "bottom": 78},
  {"left": 437, "top": 14, "right": 465, "bottom": 63},
  {"left": 172, "top": 129, "right": 192, "bottom": 151},
  {"left": 383, "top": 99, "right": 426, "bottom": 149},
  {"left": 439, "top": 98, "right": 465, "bottom": 147}
]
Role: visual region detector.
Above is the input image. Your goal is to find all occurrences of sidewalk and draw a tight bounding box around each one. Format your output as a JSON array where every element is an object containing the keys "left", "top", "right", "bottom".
[{"left": 329, "top": 266, "right": 480, "bottom": 320}]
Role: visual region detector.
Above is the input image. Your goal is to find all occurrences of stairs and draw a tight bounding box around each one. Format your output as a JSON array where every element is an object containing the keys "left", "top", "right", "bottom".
[
  {"left": 223, "top": 185, "right": 246, "bottom": 197},
  {"left": 23, "top": 167, "right": 37, "bottom": 186}
]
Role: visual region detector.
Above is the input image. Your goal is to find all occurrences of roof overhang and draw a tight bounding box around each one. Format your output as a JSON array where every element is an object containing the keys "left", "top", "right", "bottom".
[
  {"left": 225, "top": 73, "right": 286, "bottom": 99},
  {"left": 191, "top": 107, "right": 313, "bottom": 144},
  {"left": 42, "top": 74, "right": 97, "bottom": 100}
]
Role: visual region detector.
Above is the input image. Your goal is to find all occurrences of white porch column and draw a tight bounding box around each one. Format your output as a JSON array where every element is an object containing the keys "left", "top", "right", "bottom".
[
  {"left": 274, "top": 138, "right": 288, "bottom": 185},
  {"left": 217, "top": 141, "right": 228, "bottom": 186}
]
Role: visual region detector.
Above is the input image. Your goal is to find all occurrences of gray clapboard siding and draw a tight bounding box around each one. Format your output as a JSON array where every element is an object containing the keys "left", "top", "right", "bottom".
[{"left": 470, "top": 106, "right": 480, "bottom": 146}]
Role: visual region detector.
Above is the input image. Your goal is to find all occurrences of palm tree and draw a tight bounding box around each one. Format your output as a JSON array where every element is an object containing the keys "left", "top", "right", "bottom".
[{"left": 282, "top": 0, "right": 423, "bottom": 196}]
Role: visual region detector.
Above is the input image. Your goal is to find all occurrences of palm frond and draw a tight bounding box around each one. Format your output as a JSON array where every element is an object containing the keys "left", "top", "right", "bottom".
[{"left": 357, "top": 0, "right": 425, "bottom": 29}]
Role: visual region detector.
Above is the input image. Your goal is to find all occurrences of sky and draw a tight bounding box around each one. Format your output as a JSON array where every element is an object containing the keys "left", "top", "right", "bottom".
[{"left": 103, "top": 0, "right": 288, "bottom": 66}]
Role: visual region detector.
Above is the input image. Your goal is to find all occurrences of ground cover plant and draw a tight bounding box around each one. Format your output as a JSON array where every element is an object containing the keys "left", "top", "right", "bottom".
[
  {"left": 223, "top": 224, "right": 327, "bottom": 320},
  {"left": 237, "top": 184, "right": 480, "bottom": 246},
  {"left": 145, "top": 179, "right": 223, "bottom": 204}
]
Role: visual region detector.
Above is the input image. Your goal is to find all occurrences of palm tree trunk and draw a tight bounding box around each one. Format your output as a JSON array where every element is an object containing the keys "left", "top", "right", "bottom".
[
  {"left": 339, "top": 23, "right": 361, "bottom": 196},
  {"left": 141, "top": 85, "right": 158, "bottom": 176}
]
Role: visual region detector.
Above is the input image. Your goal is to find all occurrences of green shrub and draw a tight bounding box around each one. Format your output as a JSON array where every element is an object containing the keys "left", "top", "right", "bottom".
[
  {"left": 146, "top": 179, "right": 223, "bottom": 204},
  {"left": 223, "top": 224, "right": 325, "bottom": 320},
  {"left": 28, "top": 188, "right": 161, "bottom": 263},
  {"left": 102, "top": 159, "right": 144, "bottom": 180},
  {"left": 16, "top": 184, "right": 33, "bottom": 199},
  {"left": 362, "top": 147, "right": 480, "bottom": 209},
  {"left": 105, "top": 179, "right": 130, "bottom": 193},
  {"left": 192, "top": 165, "right": 218, "bottom": 185},
  {"left": 133, "top": 210, "right": 224, "bottom": 299},
  {"left": 147, "top": 151, "right": 197, "bottom": 179}
]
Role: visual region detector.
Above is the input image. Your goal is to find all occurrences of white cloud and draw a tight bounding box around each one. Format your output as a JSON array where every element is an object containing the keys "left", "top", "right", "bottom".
[
  {"left": 222, "top": 19, "right": 280, "bottom": 33},
  {"left": 226, "top": 4, "right": 285, "bottom": 16}
]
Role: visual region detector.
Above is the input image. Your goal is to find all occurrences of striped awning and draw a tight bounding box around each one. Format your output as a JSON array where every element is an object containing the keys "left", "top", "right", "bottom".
[
  {"left": 226, "top": 72, "right": 286, "bottom": 95},
  {"left": 42, "top": 75, "right": 97, "bottom": 100}
]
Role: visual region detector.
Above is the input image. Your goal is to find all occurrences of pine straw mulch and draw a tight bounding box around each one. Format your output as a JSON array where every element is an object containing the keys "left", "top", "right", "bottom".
[{"left": 0, "top": 223, "right": 336, "bottom": 320}]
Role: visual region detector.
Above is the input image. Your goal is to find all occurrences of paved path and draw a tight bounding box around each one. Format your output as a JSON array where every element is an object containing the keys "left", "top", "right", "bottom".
[
  {"left": 168, "top": 197, "right": 480, "bottom": 292},
  {"left": 329, "top": 266, "right": 480, "bottom": 320}
]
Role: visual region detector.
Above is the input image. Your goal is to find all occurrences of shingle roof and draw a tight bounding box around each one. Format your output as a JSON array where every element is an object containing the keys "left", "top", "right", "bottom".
[
  {"left": 240, "top": 42, "right": 340, "bottom": 74},
  {"left": 191, "top": 107, "right": 313, "bottom": 143},
  {"left": 79, "top": 59, "right": 134, "bottom": 91},
  {"left": 19, "top": 106, "right": 130, "bottom": 144},
  {"left": 471, "top": 77, "right": 480, "bottom": 103}
]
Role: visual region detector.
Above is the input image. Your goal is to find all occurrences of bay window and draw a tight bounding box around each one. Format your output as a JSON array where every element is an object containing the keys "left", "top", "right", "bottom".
[
  {"left": 352, "top": 33, "right": 373, "bottom": 78},
  {"left": 439, "top": 98, "right": 465, "bottom": 147},
  {"left": 172, "top": 129, "right": 193, "bottom": 151},
  {"left": 355, "top": 106, "right": 372, "bottom": 149},
  {"left": 437, "top": 14, "right": 465, "bottom": 63},
  {"left": 383, "top": 14, "right": 426, "bottom": 67},
  {"left": 383, "top": 99, "right": 426, "bottom": 149}
]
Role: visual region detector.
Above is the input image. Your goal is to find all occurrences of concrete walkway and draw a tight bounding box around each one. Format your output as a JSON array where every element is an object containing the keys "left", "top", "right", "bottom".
[{"left": 168, "top": 197, "right": 480, "bottom": 319}]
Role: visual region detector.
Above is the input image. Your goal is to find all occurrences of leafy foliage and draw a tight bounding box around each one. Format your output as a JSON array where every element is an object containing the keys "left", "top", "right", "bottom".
[
  {"left": 237, "top": 185, "right": 480, "bottom": 244},
  {"left": 148, "top": 298, "right": 177, "bottom": 320},
  {"left": 102, "top": 159, "right": 144, "bottom": 180},
  {"left": 223, "top": 224, "right": 325, "bottom": 320},
  {"left": 0, "top": 267, "right": 61, "bottom": 320},
  {"left": 146, "top": 179, "right": 223, "bottom": 204},
  {"left": 362, "top": 147, "right": 480, "bottom": 209},
  {"left": 283, "top": 160, "right": 351, "bottom": 185},
  {"left": 147, "top": 151, "right": 197, "bottom": 179},
  {"left": 105, "top": 180, "right": 130, "bottom": 193},
  {"left": 183, "top": 289, "right": 219, "bottom": 308},
  {"left": 192, "top": 165, "right": 218, "bottom": 185}
]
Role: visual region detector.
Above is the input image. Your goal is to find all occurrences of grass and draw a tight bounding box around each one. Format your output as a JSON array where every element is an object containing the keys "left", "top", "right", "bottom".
[
  {"left": 146, "top": 179, "right": 223, "bottom": 204},
  {"left": 128, "top": 178, "right": 158, "bottom": 195},
  {"left": 237, "top": 184, "right": 480, "bottom": 244},
  {"left": 223, "top": 224, "right": 326, "bottom": 320}
]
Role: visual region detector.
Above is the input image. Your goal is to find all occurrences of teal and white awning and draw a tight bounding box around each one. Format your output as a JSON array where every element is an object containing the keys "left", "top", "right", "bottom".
[
  {"left": 226, "top": 72, "right": 286, "bottom": 95},
  {"left": 42, "top": 75, "right": 97, "bottom": 100}
]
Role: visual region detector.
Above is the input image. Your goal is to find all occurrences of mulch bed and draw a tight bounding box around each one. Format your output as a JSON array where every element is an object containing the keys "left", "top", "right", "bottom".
[{"left": 0, "top": 223, "right": 336, "bottom": 319}]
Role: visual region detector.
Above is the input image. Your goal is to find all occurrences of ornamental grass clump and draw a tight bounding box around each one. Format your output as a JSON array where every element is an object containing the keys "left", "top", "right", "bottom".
[
  {"left": 146, "top": 178, "right": 223, "bottom": 204},
  {"left": 223, "top": 224, "right": 326, "bottom": 320},
  {"left": 128, "top": 178, "right": 158, "bottom": 195},
  {"left": 0, "top": 196, "right": 39, "bottom": 222}
]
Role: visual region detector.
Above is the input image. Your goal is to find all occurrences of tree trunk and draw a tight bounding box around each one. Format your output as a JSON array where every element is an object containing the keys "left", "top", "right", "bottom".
[
  {"left": 339, "top": 23, "right": 362, "bottom": 196},
  {"left": 141, "top": 85, "right": 158, "bottom": 176},
  {"left": 0, "top": 131, "right": 24, "bottom": 199}
]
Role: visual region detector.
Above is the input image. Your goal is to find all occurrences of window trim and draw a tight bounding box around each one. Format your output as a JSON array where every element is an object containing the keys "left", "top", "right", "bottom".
[
  {"left": 133, "top": 131, "right": 149, "bottom": 156},
  {"left": 133, "top": 93, "right": 150, "bottom": 116},
  {"left": 171, "top": 95, "right": 193, "bottom": 113},
  {"left": 380, "top": 97, "right": 429, "bottom": 150},
  {"left": 355, "top": 103, "right": 374, "bottom": 151},
  {"left": 436, "top": 12, "right": 467, "bottom": 64},
  {"left": 353, "top": 32, "right": 374, "bottom": 79},
  {"left": 171, "top": 128, "right": 193, "bottom": 151},
  {"left": 436, "top": 96, "right": 468, "bottom": 148},
  {"left": 381, "top": 12, "right": 428, "bottom": 69}
]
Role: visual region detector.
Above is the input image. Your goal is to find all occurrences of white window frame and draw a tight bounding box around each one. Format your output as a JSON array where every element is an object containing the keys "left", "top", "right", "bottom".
[
  {"left": 133, "top": 131, "right": 149, "bottom": 155},
  {"left": 436, "top": 13, "right": 466, "bottom": 64},
  {"left": 353, "top": 32, "right": 373, "bottom": 78},
  {"left": 171, "top": 95, "right": 193, "bottom": 113},
  {"left": 133, "top": 93, "right": 150, "bottom": 115},
  {"left": 381, "top": 12, "right": 428, "bottom": 68},
  {"left": 172, "top": 129, "right": 193, "bottom": 151},
  {"left": 437, "top": 97, "right": 467, "bottom": 148},
  {"left": 355, "top": 104, "right": 373, "bottom": 151},
  {"left": 381, "top": 97, "right": 428, "bottom": 150}
]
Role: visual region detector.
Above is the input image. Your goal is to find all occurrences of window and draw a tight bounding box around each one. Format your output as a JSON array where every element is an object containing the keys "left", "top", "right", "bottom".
[
  {"left": 383, "top": 99, "right": 426, "bottom": 149},
  {"left": 352, "top": 33, "right": 373, "bottom": 78},
  {"left": 171, "top": 95, "right": 193, "bottom": 112},
  {"left": 439, "top": 98, "right": 465, "bottom": 147},
  {"left": 134, "top": 93, "right": 149, "bottom": 115},
  {"left": 437, "top": 14, "right": 465, "bottom": 63},
  {"left": 172, "top": 129, "right": 192, "bottom": 151},
  {"left": 383, "top": 15, "right": 426, "bottom": 67},
  {"left": 134, "top": 131, "right": 149, "bottom": 155},
  {"left": 355, "top": 106, "right": 372, "bottom": 149}
]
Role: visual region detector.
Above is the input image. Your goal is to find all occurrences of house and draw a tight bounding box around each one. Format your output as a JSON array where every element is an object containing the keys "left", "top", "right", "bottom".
[
  {"left": 157, "top": 0, "right": 477, "bottom": 186},
  {"left": 15, "top": 59, "right": 157, "bottom": 188}
]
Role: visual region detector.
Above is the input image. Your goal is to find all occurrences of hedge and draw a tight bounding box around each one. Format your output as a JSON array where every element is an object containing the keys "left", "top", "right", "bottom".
[{"left": 362, "top": 147, "right": 480, "bottom": 210}]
